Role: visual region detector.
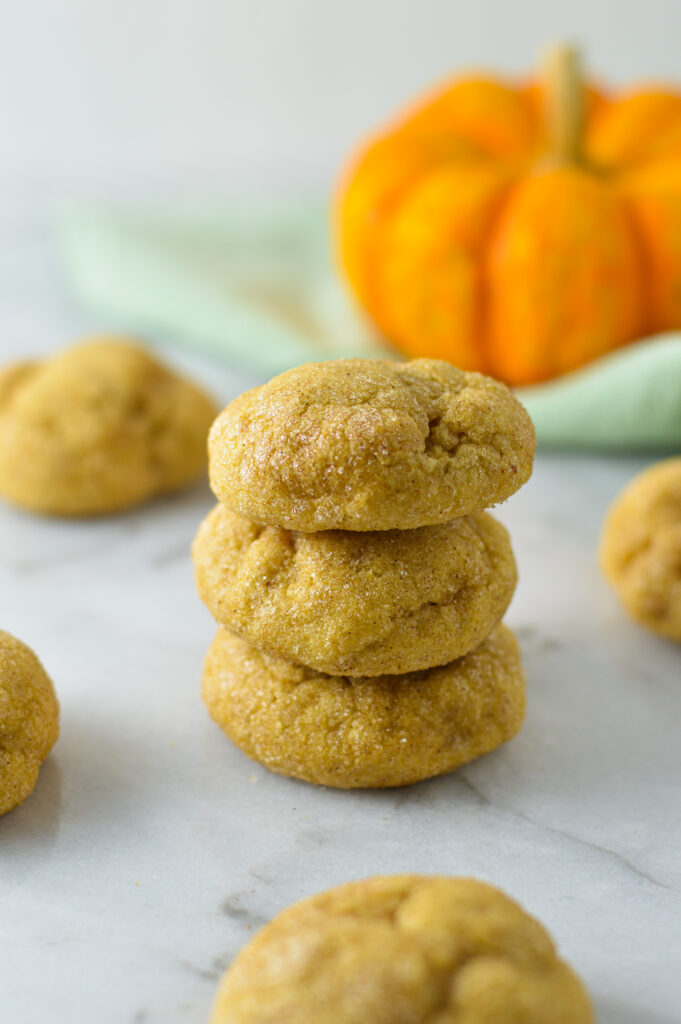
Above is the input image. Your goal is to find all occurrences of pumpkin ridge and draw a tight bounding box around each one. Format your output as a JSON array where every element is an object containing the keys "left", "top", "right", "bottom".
[
  {"left": 476, "top": 174, "right": 522, "bottom": 379},
  {"left": 337, "top": 133, "right": 484, "bottom": 323},
  {"left": 616, "top": 192, "right": 656, "bottom": 337},
  {"left": 362, "top": 150, "right": 493, "bottom": 334},
  {"left": 617, "top": 160, "right": 681, "bottom": 333},
  {"left": 587, "top": 87, "right": 681, "bottom": 167},
  {"left": 378, "top": 160, "right": 517, "bottom": 373}
]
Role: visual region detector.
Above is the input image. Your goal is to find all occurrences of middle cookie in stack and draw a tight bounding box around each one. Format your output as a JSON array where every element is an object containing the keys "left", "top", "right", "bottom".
[{"left": 193, "top": 357, "right": 535, "bottom": 789}]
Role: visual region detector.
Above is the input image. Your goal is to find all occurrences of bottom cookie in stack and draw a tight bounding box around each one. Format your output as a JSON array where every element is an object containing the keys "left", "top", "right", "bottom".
[{"left": 201, "top": 625, "right": 525, "bottom": 789}]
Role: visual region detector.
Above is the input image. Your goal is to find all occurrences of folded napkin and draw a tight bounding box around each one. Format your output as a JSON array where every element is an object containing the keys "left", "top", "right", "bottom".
[{"left": 59, "top": 201, "right": 681, "bottom": 451}]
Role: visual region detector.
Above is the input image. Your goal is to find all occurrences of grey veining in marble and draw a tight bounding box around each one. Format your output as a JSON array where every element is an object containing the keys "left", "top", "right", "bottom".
[{"left": 0, "top": 204, "right": 680, "bottom": 1023}]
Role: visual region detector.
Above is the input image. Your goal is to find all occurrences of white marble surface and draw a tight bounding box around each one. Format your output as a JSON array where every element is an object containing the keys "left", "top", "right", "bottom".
[{"left": 0, "top": 209, "right": 680, "bottom": 1024}]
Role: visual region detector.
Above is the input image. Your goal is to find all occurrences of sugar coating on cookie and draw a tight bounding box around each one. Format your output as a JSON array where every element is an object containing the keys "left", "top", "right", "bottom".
[
  {"left": 0, "top": 631, "right": 59, "bottom": 815},
  {"left": 193, "top": 505, "right": 517, "bottom": 675},
  {"left": 210, "top": 875, "right": 594, "bottom": 1024},
  {"left": 0, "top": 338, "right": 217, "bottom": 516},
  {"left": 600, "top": 457, "right": 681, "bottom": 641},
  {"left": 202, "top": 625, "right": 525, "bottom": 788},
  {"left": 208, "top": 358, "right": 535, "bottom": 531}
]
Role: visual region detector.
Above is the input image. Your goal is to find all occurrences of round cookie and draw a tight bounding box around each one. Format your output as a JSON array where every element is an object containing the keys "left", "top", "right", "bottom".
[
  {"left": 209, "top": 875, "right": 594, "bottom": 1024},
  {"left": 208, "top": 358, "right": 535, "bottom": 532},
  {"left": 202, "top": 625, "right": 525, "bottom": 788},
  {"left": 193, "top": 504, "right": 517, "bottom": 675},
  {"left": 1, "top": 631, "right": 59, "bottom": 815},
  {"left": 600, "top": 457, "right": 681, "bottom": 641},
  {"left": 0, "top": 338, "right": 217, "bottom": 516}
]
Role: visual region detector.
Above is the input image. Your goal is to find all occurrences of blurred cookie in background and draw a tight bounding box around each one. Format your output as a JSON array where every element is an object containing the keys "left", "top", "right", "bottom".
[
  {"left": 600, "top": 456, "right": 681, "bottom": 641},
  {"left": 0, "top": 337, "right": 217, "bottom": 516}
]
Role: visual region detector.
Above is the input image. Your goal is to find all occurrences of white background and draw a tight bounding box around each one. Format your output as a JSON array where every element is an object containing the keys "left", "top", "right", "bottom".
[{"left": 1, "top": 0, "right": 680, "bottom": 193}]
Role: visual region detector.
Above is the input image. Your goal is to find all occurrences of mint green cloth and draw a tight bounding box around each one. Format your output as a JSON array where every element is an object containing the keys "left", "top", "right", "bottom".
[{"left": 59, "top": 202, "right": 681, "bottom": 451}]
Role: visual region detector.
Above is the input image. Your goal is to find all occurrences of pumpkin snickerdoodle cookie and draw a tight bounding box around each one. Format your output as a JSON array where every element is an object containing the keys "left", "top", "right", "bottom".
[
  {"left": 600, "top": 456, "right": 681, "bottom": 641},
  {"left": 0, "top": 631, "right": 59, "bottom": 816},
  {"left": 0, "top": 338, "right": 217, "bottom": 516},
  {"left": 202, "top": 625, "right": 525, "bottom": 789},
  {"left": 193, "top": 504, "right": 517, "bottom": 675},
  {"left": 209, "top": 875, "right": 594, "bottom": 1024},
  {"left": 208, "top": 358, "right": 535, "bottom": 532}
]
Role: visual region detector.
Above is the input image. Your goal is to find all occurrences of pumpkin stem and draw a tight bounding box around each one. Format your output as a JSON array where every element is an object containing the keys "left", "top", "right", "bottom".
[{"left": 542, "top": 44, "right": 585, "bottom": 163}]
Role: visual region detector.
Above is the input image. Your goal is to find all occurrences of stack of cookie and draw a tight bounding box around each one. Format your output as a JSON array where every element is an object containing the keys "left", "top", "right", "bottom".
[{"left": 192, "top": 358, "right": 535, "bottom": 789}]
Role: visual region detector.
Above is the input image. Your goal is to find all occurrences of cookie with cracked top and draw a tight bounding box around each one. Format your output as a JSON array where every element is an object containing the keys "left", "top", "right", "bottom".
[
  {"left": 201, "top": 624, "right": 525, "bottom": 789},
  {"left": 209, "top": 875, "right": 594, "bottom": 1024},
  {"left": 208, "top": 358, "right": 535, "bottom": 532},
  {"left": 192, "top": 504, "right": 516, "bottom": 675}
]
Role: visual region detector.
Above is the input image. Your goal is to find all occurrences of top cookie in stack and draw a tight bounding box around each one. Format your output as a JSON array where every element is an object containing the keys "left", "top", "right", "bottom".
[
  {"left": 193, "top": 358, "right": 535, "bottom": 789},
  {"left": 208, "top": 358, "right": 534, "bottom": 531}
]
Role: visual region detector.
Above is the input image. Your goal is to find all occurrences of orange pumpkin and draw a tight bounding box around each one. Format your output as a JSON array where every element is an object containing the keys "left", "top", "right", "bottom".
[{"left": 336, "top": 47, "right": 681, "bottom": 385}]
